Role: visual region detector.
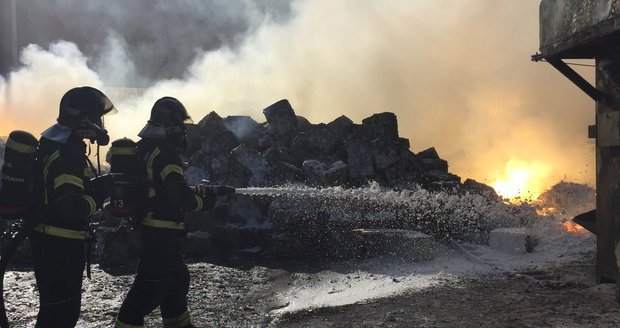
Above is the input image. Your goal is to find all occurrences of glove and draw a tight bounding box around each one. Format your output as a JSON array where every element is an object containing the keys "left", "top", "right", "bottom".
[
  {"left": 87, "top": 176, "right": 109, "bottom": 210},
  {"left": 192, "top": 184, "right": 213, "bottom": 210},
  {"left": 199, "top": 192, "right": 217, "bottom": 210}
]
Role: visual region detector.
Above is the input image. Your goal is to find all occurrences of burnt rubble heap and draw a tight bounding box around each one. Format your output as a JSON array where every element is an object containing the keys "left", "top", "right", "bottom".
[{"left": 184, "top": 99, "right": 466, "bottom": 190}]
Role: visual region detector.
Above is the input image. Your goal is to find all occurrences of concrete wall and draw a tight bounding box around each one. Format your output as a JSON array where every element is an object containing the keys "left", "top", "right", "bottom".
[{"left": 540, "top": 0, "right": 620, "bottom": 51}]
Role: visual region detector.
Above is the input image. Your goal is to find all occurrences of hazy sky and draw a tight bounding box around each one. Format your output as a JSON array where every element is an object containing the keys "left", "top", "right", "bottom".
[{"left": 0, "top": 0, "right": 597, "bottom": 197}]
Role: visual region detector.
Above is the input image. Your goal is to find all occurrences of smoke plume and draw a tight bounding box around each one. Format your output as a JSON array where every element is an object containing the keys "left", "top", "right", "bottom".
[{"left": 0, "top": 0, "right": 596, "bottom": 196}]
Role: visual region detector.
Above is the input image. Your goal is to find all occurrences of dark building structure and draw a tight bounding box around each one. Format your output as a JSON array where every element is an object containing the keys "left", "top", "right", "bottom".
[
  {"left": 534, "top": 0, "right": 620, "bottom": 297},
  {"left": 0, "top": 0, "right": 18, "bottom": 76}
]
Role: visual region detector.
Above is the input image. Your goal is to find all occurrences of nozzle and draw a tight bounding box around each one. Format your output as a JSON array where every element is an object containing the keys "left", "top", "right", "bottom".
[
  {"left": 192, "top": 184, "right": 236, "bottom": 197},
  {"left": 214, "top": 185, "right": 236, "bottom": 196}
]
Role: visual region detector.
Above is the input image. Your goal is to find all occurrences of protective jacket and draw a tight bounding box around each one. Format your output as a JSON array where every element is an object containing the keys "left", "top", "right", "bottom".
[
  {"left": 35, "top": 133, "right": 97, "bottom": 232},
  {"left": 115, "top": 137, "right": 212, "bottom": 328},
  {"left": 139, "top": 138, "right": 207, "bottom": 227}
]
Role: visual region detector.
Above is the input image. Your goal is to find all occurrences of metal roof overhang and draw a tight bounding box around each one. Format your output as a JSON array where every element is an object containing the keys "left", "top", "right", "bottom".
[
  {"left": 533, "top": 16, "right": 620, "bottom": 61},
  {"left": 532, "top": 16, "right": 620, "bottom": 101},
  {"left": 533, "top": 5, "right": 620, "bottom": 102}
]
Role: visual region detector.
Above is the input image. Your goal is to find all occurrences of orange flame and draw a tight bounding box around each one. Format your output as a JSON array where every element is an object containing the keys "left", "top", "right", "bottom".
[
  {"left": 563, "top": 221, "right": 586, "bottom": 234},
  {"left": 536, "top": 206, "right": 556, "bottom": 217},
  {"left": 491, "top": 159, "right": 552, "bottom": 202}
]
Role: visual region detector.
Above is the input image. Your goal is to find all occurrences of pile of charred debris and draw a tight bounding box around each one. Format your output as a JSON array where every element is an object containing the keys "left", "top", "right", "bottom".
[{"left": 0, "top": 99, "right": 512, "bottom": 273}]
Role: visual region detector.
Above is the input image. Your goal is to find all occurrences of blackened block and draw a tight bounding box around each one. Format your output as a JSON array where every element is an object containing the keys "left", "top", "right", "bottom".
[{"left": 263, "top": 99, "right": 298, "bottom": 137}]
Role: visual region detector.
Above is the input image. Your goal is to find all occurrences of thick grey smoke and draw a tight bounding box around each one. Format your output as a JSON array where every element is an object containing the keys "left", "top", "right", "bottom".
[
  {"left": 0, "top": 0, "right": 597, "bottom": 197},
  {"left": 0, "top": 0, "right": 293, "bottom": 82}
]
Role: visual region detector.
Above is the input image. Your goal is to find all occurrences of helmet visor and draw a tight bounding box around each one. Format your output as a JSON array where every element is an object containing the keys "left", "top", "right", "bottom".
[
  {"left": 105, "top": 106, "right": 118, "bottom": 116},
  {"left": 101, "top": 94, "right": 117, "bottom": 116},
  {"left": 173, "top": 111, "right": 193, "bottom": 124}
]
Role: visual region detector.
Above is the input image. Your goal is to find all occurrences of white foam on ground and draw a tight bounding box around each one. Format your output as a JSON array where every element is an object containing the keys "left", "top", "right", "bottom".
[
  {"left": 274, "top": 225, "right": 594, "bottom": 313},
  {"left": 272, "top": 253, "right": 486, "bottom": 313},
  {"left": 272, "top": 183, "right": 596, "bottom": 314}
]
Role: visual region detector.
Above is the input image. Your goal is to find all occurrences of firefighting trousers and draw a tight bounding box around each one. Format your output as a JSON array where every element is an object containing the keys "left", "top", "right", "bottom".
[
  {"left": 30, "top": 231, "right": 86, "bottom": 328},
  {"left": 116, "top": 227, "right": 190, "bottom": 326}
]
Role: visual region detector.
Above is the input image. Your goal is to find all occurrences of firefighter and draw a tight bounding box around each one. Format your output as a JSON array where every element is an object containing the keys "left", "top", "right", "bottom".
[
  {"left": 115, "top": 97, "right": 216, "bottom": 328},
  {"left": 32, "top": 86, "right": 116, "bottom": 327}
]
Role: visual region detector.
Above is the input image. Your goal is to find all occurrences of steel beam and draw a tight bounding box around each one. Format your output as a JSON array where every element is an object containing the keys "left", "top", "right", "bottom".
[{"left": 546, "top": 57, "right": 602, "bottom": 101}]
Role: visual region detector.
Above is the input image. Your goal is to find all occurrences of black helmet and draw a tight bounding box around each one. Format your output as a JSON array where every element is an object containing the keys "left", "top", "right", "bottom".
[
  {"left": 148, "top": 97, "right": 193, "bottom": 127},
  {"left": 58, "top": 86, "right": 116, "bottom": 128},
  {"left": 143, "top": 97, "right": 192, "bottom": 152},
  {"left": 58, "top": 86, "right": 117, "bottom": 145}
]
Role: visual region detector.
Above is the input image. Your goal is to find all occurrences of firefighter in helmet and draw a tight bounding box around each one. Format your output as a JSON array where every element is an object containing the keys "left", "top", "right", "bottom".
[
  {"left": 32, "top": 86, "right": 116, "bottom": 327},
  {"left": 115, "top": 97, "right": 216, "bottom": 328}
]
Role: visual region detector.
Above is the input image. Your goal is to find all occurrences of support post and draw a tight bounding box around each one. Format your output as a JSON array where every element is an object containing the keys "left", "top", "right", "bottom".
[
  {"left": 9, "top": 0, "right": 17, "bottom": 68},
  {"left": 0, "top": 0, "right": 18, "bottom": 76},
  {"left": 594, "top": 48, "right": 620, "bottom": 288}
]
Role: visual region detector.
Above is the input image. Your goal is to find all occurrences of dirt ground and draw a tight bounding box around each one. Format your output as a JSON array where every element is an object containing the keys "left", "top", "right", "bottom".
[
  {"left": 4, "top": 256, "right": 620, "bottom": 327},
  {"left": 272, "top": 261, "right": 620, "bottom": 328}
]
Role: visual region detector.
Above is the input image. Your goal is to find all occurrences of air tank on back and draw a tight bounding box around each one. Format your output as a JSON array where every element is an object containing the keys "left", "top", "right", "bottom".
[
  {"left": 0, "top": 131, "right": 38, "bottom": 219},
  {"left": 107, "top": 137, "right": 143, "bottom": 218}
]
